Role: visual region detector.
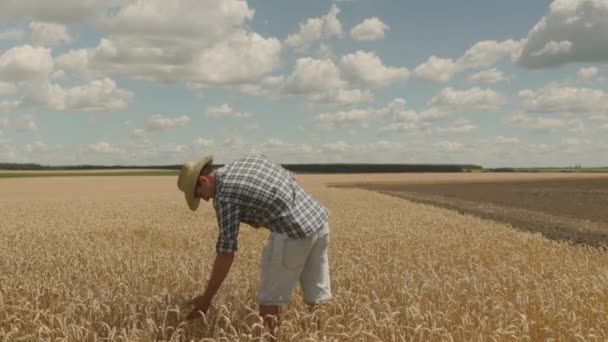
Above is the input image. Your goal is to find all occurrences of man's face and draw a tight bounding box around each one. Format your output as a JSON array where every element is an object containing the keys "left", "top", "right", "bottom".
[{"left": 195, "top": 175, "right": 213, "bottom": 201}]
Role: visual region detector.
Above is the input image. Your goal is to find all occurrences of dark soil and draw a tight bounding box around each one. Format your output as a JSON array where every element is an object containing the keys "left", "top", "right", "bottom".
[{"left": 339, "top": 178, "right": 608, "bottom": 248}]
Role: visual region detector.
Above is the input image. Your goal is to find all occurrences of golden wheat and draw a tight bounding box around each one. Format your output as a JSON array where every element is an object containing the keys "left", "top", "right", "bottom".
[{"left": 1, "top": 174, "right": 608, "bottom": 341}]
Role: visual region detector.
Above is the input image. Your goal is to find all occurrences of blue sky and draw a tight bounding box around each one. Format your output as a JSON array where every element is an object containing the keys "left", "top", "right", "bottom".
[{"left": 0, "top": 0, "right": 607, "bottom": 167}]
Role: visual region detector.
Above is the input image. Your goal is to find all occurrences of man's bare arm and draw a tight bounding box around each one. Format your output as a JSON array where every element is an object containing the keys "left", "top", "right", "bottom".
[
  {"left": 204, "top": 252, "right": 234, "bottom": 299},
  {"left": 186, "top": 252, "right": 235, "bottom": 319}
]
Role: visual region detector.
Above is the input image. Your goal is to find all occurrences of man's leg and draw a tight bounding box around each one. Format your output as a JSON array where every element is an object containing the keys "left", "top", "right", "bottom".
[
  {"left": 259, "top": 304, "right": 280, "bottom": 341},
  {"left": 300, "top": 222, "right": 332, "bottom": 331},
  {"left": 258, "top": 232, "right": 313, "bottom": 340}
]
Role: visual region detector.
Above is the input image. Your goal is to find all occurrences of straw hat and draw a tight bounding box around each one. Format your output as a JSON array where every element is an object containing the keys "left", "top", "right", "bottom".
[{"left": 177, "top": 155, "right": 213, "bottom": 211}]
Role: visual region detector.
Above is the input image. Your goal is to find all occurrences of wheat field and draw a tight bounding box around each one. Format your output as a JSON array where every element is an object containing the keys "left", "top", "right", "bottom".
[{"left": 1, "top": 174, "right": 608, "bottom": 341}]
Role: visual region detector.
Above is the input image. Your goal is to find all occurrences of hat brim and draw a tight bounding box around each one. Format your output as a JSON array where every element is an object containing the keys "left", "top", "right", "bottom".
[{"left": 177, "top": 155, "right": 213, "bottom": 211}]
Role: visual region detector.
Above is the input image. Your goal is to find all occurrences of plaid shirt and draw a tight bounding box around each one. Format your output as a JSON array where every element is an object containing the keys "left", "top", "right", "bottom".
[{"left": 212, "top": 155, "right": 329, "bottom": 253}]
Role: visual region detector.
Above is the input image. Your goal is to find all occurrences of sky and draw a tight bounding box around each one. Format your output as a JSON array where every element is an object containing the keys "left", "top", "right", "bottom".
[{"left": 0, "top": 0, "right": 607, "bottom": 167}]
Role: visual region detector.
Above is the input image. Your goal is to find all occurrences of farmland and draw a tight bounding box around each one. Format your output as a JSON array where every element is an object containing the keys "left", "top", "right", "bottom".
[
  {"left": 2, "top": 173, "right": 608, "bottom": 341},
  {"left": 0, "top": 169, "right": 178, "bottom": 178},
  {"left": 339, "top": 176, "right": 608, "bottom": 248}
]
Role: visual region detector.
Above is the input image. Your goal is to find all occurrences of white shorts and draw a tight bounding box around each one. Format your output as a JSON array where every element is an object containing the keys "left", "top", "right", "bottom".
[{"left": 257, "top": 222, "right": 332, "bottom": 306}]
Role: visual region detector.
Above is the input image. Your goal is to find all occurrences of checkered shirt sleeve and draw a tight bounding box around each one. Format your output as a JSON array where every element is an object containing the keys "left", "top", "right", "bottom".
[{"left": 214, "top": 200, "right": 240, "bottom": 253}]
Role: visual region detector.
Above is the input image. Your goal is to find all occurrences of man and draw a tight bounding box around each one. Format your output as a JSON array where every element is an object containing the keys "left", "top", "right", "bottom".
[{"left": 177, "top": 154, "right": 332, "bottom": 338}]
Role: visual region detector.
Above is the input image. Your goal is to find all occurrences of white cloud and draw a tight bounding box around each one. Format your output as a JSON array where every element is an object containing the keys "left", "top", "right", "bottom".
[
  {"left": 362, "top": 140, "right": 404, "bottom": 152},
  {"left": 316, "top": 43, "right": 336, "bottom": 60},
  {"left": 436, "top": 119, "right": 477, "bottom": 133},
  {"left": 524, "top": 143, "right": 553, "bottom": 155},
  {"left": 0, "top": 0, "right": 127, "bottom": 23},
  {"left": 192, "top": 137, "right": 214, "bottom": 148},
  {"left": 0, "top": 131, "right": 15, "bottom": 161},
  {"left": 206, "top": 104, "right": 231, "bottom": 117},
  {"left": 99, "top": 0, "right": 252, "bottom": 41},
  {"left": 86, "top": 141, "right": 123, "bottom": 154},
  {"left": 0, "top": 45, "right": 54, "bottom": 81},
  {"left": 0, "top": 0, "right": 111, "bottom": 23},
  {"left": 15, "top": 114, "right": 38, "bottom": 132},
  {"left": 517, "top": 0, "right": 608, "bottom": 68},
  {"left": 469, "top": 68, "right": 506, "bottom": 84},
  {"left": 0, "top": 82, "right": 17, "bottom": 96},
  {"left": 57, "top": 0, "right": 281, "bottom": 86},
  {"left": 435, "top": 141, "right": 464, "bottom": 153},
  {"left": 223, "top": 136, "right": 246, "bottom": 150},
  {"left": 559, "top": 137, "right": 594, "bottom": 156},
  {"left": 286, "top": 18, "right": 322, "bottom": 50},
  {"left": 23, "top": 78, "right": 134, "bottom": 112},
  {"left": 590, "top": 114, "right": 608, "bottom": 122},
  {"left": 318, "top": 5, "right": 343, "bottom": 38},
  {"left": 408, "top": 107, "right": 448, "bottom": 122},
  {"left": 23, "top": 141, "right": 53, "bottom": 153},
  {"left": 51, "top": 70, "right": 67, "bottom": 81},
  {"left": 283, "top": 53, "right": 407, "bottom": 105},
  {"left": 261, "top": 75, "right": 284, "bottom": 87},
  {"left": 428, "top": 87, "right": 506, "bottom": 112},
  {"left": 567, "top": 118, "right": 585, "bottom": 133},
  {"left": 30, "top": 22, "right": 72, "bottom": 47},
  {"left": 310, "top": 88, "right": 373, "bottom": 106},
  {"left": 561, "top": 137, "right": 591, "bottom": 146},
  {"left": 531, "top": 40, "right": 572, "bottom": 57},
  {"left": 283, "top": 58, "right": 345, "bottom": 94},
  {"left": 496, "top": 136, "right": 520, "bottom": 144},
  {"left": 415, "top": 39, "right": 520, "bottom": 83},
  {"left": 376, "top": 98, "right": 408, "bottom": 118},
  {"left": 225, "top": 75, "right": 285, "bottom": 97},
  {"left": 316, "top": 108, "right": 376, "bottom": 128},
  {"left": 315, "top": 97, "right": 443, "bottom": 129},
  {"left": 260, "top": 138, "right": 315, "bottom": 157},
  {"left": 0, "top": 28, "right": 25, "bottom": 41},
  {"left": 206, "top": 104, "right": 252, "bottom": 118},
  {"left": 118, "top": 140, "right": 156, "bottom": 162},
  {"left": 285, "top": 5, "right": 342, "bottom": 50},
  {"left": 120, "top": 141, "right": 192, "bottom": 161},
  {"left": 505, "top": 113, "right": 567, "bottom": 132},
  {"left": 0, "top": 100, "right": 20, "bottom": 113},
  {"left": 414, "top": 56, "right": 458, "bottom": 83},
  {"left": 77, "top": 32, "right": 281, "bottom": 85},
  {"left": 262, "top": 138, "right": 287, "bottom": 149},
  {"left": 518, "top": 85, "right": 608, "bottom": 114},
  {"left": 350, "top": 17, "right": 389, "bottom": 41},
  {"left": 340, "top": 50, "right": 409, "bottom": 87},
  {"left": 186, "top": 32, "right": 281, "bottom": 85},
  {"left": 246, "top": 123, "right": 260, "bottom": 131},
  {"left": 458, "top": 40, "right": 521, "bottom": 69},
  {"left": 315, "top": 97, "right": 450, "bottom": 134},
  {"left": 322, "top": 140, "right": 351, "bottom": 153},
  {"left": 276, "top": 45, "right": 413, "bottom": 107},
  {"left": 132, "top": 128, "right": 146, "bottom": 138},
  {"left": 159, "top": 143, "right": 189, "bottom": 153},
  {"left": 379, "top": 121, "right": 419, "bottom": 134},
  {"left": 145, "top": 114, "right": 190, "bottom": 132},
  {"left": 577, "top": 66, "right": 599, "bottom": 81},
  {"left": 55, "top": 49, "right": 96, "bottom": 80}
]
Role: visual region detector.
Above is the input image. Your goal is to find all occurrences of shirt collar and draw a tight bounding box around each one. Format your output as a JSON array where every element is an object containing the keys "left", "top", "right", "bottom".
[{"left": 214, "top": 166, "right": 225, "bottom": 199}]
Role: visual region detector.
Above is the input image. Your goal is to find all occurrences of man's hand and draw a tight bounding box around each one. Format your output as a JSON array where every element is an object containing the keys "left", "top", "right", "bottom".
[
  {"left": 185, "top": 252, "right": 235, "bottom": 321},
  {"left": 185, "top": 294, "right": 211, "bottom": 320}
]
